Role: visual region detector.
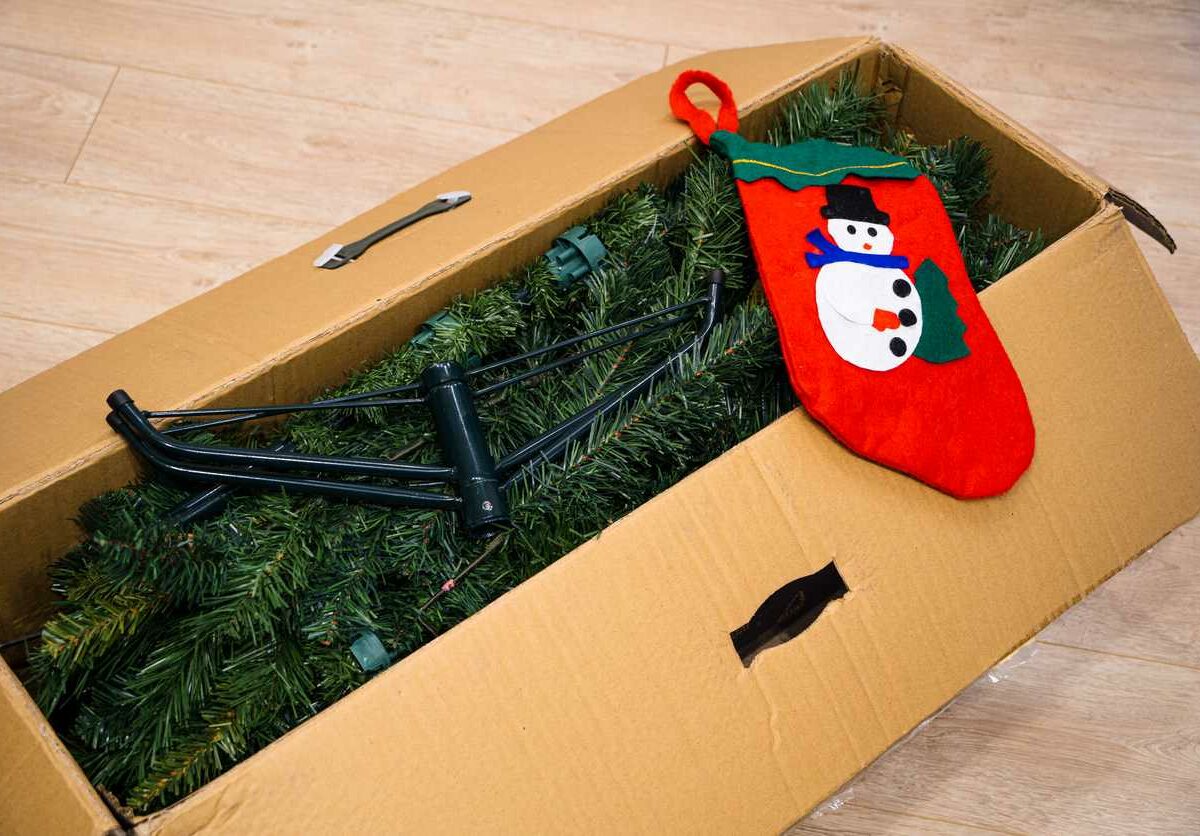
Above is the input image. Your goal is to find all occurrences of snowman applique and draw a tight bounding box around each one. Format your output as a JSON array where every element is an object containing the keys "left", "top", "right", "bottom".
[{"left": 806, "top": 184, "right": 931, "bottom": 372}]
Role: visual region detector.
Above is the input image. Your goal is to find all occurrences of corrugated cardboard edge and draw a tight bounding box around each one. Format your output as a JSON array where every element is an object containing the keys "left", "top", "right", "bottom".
[{"left": 1105, "top": 187, "right": 1177, "bottom": 252}]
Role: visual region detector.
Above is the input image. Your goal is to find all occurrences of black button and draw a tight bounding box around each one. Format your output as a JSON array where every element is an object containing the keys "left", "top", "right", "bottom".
[
  {"left": 889, "top": 338, "right": 907, "bottom": 357},
  {"left": 893, "top": 279, "right": 911, "bottom": 298},
  {"left": 899, "top": 308, "right": 917, "bottom": 326}
]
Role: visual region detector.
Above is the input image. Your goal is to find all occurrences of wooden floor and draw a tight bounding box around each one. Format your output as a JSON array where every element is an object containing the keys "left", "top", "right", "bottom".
[{"left": 2, "top": 1, "right": 1197, "bottom": 832}]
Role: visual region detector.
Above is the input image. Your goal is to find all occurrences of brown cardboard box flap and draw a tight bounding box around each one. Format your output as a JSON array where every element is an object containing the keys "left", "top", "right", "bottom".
[{"left": 139, "top": 208, "right": 1200, "bottom": 834}]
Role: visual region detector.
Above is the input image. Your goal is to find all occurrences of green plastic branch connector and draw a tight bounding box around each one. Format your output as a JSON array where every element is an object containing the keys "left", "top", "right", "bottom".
[
  {"left": 408, "top": 313, "right": 480, "bottom": 368},
  {"left": 410, "top": 311, "right": 461, "bottom": 347},
  {"left": 350, "top": 631, "right": 392, "bottom": 672},
  {"left": 545, "top": 226, "right": 607, "bottom": 288}
]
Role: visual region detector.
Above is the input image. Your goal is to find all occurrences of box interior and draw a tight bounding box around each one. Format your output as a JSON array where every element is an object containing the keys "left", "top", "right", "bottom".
[{"left": 0, "top": 40, "right": 1103, "bottom": 643}]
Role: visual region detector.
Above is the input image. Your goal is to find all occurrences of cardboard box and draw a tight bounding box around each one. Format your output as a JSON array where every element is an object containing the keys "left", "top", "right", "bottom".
[{"left": 1, "top": 37, "right": 1196, "bottom": 834}]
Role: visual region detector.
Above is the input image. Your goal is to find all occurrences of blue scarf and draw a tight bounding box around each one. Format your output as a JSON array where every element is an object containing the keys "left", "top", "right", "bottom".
[{"left": 804, "top": 229, "right": 909, "bottom": 270}]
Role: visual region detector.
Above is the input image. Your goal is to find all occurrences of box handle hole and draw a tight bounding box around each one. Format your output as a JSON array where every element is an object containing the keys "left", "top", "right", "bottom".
[{"left": 731, "top": 562, "right": 847, "bottom": 667}]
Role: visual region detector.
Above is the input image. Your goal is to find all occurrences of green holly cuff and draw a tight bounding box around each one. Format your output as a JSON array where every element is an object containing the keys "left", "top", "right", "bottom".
[{"left": 710, "top": 132, "right": 919, "bottom": 190}]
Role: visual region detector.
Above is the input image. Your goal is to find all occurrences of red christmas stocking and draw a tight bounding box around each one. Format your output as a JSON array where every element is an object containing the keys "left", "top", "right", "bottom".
[{"left": 669, "top": 70, "right": 1035, "bottom": 498}]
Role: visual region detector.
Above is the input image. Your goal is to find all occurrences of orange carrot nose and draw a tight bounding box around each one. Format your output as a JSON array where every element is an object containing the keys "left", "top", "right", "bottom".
[
  {"left": 872, "top": 309, "right": 901, "bottom": 331},
  {"left": 863, "top": 243, "right": 873, "bottom": 250}
]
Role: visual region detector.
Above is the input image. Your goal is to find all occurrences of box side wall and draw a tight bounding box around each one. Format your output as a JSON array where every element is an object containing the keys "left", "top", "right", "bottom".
[
  {"left": 0, "top": 662, "right": 117, "bottom": 836},
  {"left": 0, "top": 37, "right": 878, "bottom": 640},
  {"left": 880, "top": 44, "right": 1104, "bottom": 241},
  {"left": 144, "top": 209, "right": 1200, "bottom": 834}
]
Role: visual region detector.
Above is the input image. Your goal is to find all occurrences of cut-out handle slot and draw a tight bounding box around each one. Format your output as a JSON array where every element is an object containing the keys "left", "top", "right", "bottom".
[{"left": 731, "top": 562, "right": 847, "bottom": 667}]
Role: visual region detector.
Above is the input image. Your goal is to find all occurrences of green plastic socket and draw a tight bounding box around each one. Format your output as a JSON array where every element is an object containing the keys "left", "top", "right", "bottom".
[
  {"left": 350, "top": 630, "right": 392, "bottom": 673},
  {"left": 408, "top": 312, "right": 480, "bottom": 368},
  {"left": 545, "top": 226, "right": 607, "bottom": 288},
  {"left": 410, "top": 311, "right": 461, "bottom": 347}
]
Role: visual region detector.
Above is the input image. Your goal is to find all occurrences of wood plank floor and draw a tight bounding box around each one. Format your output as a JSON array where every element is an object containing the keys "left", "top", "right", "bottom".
[{"left": 1, "top": 2, "right": 1196, "bottom": 832}]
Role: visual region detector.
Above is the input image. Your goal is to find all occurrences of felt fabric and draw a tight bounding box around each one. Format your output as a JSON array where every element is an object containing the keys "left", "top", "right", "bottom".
[
  {"left": 873, "top": 309, "right": 902, "bottom": 331},
  {"left": 710, "top": 132, "right": 920, "bottom": 189},
  {"left": 912, "top": 260, "right": 970, "bottom": 363},
  {"left": 668, "top": 70, "right": 739, "bottom": 144},
  {"left": 670, "top": 71, "right": 1035, "bottom": 498}
]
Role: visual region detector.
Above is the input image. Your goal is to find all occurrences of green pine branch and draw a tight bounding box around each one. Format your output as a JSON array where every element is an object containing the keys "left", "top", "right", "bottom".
[
  {"left": 767, "top": 65, "right": 887, "bottom": 146},
  {"left": 960, "top": 214, "right": 1048, "bottom": 290},
  {"left": 885, "top": 132, "right": 992, "bottom": 227}
]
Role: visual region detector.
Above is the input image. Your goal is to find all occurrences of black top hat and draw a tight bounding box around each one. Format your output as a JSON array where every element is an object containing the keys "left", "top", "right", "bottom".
[{"left": 820, "top": 184, "right": 890, "bottom": 225}]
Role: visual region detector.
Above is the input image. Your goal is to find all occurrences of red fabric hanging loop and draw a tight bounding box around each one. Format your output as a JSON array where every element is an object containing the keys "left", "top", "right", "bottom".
[{"left": 669, "top": 70, "right": 739, "bottom": 145}]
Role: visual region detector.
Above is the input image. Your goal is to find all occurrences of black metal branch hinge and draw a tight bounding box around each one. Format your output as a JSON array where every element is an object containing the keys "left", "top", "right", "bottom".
[{"left": 106, "top": 270, "right": 727, "bottom": 538}]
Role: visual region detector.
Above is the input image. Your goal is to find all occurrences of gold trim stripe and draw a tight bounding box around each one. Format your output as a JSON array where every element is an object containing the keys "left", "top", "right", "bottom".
[{"left": 730, "top": 158, "right": 910, "bottom": 177}]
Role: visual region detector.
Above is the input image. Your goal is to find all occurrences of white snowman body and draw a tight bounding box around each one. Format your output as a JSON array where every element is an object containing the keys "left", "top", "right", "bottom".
[{"left": 814, "top": 217, "right": 922, "bottom": 372}]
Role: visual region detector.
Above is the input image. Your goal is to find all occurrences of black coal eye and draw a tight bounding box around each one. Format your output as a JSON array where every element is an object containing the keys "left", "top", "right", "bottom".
[
  {"left": 867, "top": 227, "right": 878, "bottom": 237},
  {"left": 847, "top": 224, "right": 857, "bottom": 235}
]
